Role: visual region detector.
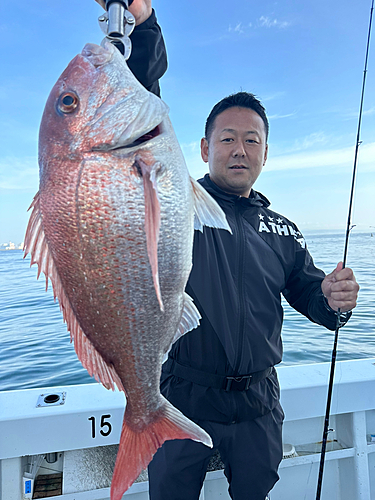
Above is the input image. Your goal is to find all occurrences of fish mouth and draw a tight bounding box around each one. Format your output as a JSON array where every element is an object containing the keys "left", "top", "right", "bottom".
[
  {"left": 114, "top": 122, "right": 163, "bottom": 150},
  {"left": 91, "top": 91, "right": 169, "bottom": 152}
]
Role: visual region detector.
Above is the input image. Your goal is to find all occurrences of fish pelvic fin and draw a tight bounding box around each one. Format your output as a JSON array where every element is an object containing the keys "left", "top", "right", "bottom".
[
  {"left": 23, "top": 192, "right": 124, "bottom": 393},
  {"left": 190, "top": 177, "right": 232, "bottom": 233},
  {"left": 177, "top": 291, "right": 201, "bottom": 336},
  {"left": 162, "top": 292, "right": 201, "bottom": 363},
  {"left": 138, "top": 157, "right": 164, "bottom": 312},
  {"left": 111, "top": 397, "right": 212, "bottom": 500}
]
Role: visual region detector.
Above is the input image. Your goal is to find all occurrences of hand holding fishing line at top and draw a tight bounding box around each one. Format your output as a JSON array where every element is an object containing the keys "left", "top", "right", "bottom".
[
  {"left": 95, "top": 0, "right": 152, "bottom": 25},
  {"left": 321, "top": 262, "right": 359, "bottom": 312}
]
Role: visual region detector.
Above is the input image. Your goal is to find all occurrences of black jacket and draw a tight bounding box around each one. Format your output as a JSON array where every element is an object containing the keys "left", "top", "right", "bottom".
[
  {"left": 128, "top": 9, "right": 167, "bottom": 97},
  {"left": 160, "top": 176, "right": 348, "bottom": 424}
]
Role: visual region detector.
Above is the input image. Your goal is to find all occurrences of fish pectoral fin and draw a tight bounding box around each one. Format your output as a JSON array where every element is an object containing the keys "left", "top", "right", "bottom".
[
  {"left": 190, "top": 177, "right": 232, "bottom": 233},
  {"left": 24, "top": 192, "right": 124, "bottom": 393},
  {"left": 162, "top": 292, "right": 201, "bottom": 363},
  {"left": 139, "top": 158, "right": 164, "bottom": 312},
  {"left": 111, "top": 397, "right": 212, "bottom": 500}
]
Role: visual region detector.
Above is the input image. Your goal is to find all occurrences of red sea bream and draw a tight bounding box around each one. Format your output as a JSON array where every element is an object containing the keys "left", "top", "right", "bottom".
[{"left": 24, "top": 41, "right": 231, "bottom": 500}]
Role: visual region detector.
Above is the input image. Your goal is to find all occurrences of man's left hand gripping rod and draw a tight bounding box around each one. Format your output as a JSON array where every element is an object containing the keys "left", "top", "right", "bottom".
[{"left": 98, "top": 0, "right": 135, "bottom": 59}]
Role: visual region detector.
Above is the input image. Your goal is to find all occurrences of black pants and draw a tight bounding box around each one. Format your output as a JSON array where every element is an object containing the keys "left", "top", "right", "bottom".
[{"left": 148, "top": 403, "right": 284, "bottom": 500}]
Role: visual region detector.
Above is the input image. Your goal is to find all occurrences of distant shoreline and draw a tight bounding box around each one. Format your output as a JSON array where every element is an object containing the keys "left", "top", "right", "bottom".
[{"left": 1, "top": 230, "right": 374, "bottom": 251}]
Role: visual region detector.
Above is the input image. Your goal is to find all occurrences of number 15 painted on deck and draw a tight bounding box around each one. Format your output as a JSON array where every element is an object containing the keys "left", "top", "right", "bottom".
[{"left": 88, "top": 414, "right": 112, "bottom": 438}]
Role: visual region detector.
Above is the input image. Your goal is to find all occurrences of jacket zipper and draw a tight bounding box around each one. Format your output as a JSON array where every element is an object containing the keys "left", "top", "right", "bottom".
[{"left": 233, "top": 199, "right": 246, "bottom": 374}]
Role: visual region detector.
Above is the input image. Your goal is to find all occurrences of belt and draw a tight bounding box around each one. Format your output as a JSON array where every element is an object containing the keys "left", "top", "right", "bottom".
[{"left": 164, "top": 358, "right": 273, "bottom": 392}]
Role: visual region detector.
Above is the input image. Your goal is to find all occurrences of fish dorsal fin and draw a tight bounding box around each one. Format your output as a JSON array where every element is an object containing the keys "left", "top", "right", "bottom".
[
  {"left": 190, "top": 177, "right": 232, "bottom": 233},
  {"left": 162, "top": 292, "right": 201, "bottom": 363},
  {"left": 23, "top": 193, "right": 124, "bottom": 392}
]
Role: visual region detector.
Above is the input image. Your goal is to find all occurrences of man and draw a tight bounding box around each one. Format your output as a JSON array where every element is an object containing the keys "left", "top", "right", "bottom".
[
  {"left": 99, "top": 2, "right": 359, "bottom": 498},
  {"left": 148, "top": 93, "right": 359, "bottom": 500}
]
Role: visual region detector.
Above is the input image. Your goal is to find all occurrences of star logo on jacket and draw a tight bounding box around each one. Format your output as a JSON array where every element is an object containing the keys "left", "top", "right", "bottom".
[{"left": 258, "top": 214, "right": 264, "bottom": 220}]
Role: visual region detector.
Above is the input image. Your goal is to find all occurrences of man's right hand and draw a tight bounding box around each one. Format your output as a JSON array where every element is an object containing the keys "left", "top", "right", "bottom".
[{"left": 95, "top": 0, "right": 152, "bottom": 26}]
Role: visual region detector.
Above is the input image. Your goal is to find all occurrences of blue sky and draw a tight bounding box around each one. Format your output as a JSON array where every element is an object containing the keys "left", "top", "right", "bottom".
[{"left": 0, "top": 0, "right": 374, "bottom": 244}]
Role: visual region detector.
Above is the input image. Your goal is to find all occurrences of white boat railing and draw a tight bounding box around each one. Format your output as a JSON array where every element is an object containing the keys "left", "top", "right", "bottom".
[{"left": 1, "top": 358, "right": 375, "bottom": 500}]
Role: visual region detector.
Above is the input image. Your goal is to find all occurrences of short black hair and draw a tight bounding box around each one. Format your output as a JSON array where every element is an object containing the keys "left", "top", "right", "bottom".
[{"left": 204, "top": 92, "right": 269, "bottom": 143}]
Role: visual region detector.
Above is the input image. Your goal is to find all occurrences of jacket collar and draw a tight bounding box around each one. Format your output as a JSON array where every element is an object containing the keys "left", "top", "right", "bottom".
[{"left": 198, "top": 174, "right": 270, "bottom": 208}]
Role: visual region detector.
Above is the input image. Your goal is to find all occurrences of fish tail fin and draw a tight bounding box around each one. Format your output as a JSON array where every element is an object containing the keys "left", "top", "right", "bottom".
[{"left": 110, "top": 397, "right": 212, "bottom": 500}]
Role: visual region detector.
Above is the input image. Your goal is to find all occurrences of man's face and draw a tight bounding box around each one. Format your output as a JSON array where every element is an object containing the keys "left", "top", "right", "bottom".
[{"left": 201, "top": 107, "right": 268, "bottom": 197}]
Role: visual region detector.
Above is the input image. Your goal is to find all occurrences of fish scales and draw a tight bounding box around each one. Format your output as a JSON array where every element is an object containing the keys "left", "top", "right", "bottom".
[
  {"left": 24, "top": 41, "right": 231, "bottom": 500},
  {"left": 70, "top": 161, "right": 170, "bottom": 405}
]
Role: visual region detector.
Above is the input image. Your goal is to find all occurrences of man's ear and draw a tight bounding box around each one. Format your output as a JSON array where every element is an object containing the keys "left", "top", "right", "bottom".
[
  {"left": 201, "top": 137, "right": 209, "bottom": 163},
  {"left": 263, "top": 144, "right": 268, "bottom": 165}
]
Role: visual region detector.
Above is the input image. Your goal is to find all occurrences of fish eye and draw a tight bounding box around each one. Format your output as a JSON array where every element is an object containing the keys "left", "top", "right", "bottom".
[{"left": 57, "top": 92, "right": 79, "bottom": 114}]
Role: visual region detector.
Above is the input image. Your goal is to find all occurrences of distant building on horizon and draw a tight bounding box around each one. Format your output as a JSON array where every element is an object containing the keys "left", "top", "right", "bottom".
[{"left": 0, "top": 241, "right": 24, "bottom": 250}]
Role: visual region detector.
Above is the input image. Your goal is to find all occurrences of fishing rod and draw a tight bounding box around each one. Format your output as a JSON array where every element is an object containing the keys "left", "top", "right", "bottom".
[{"left": 315, "top": 1, "right": 374, "bottom": 498}]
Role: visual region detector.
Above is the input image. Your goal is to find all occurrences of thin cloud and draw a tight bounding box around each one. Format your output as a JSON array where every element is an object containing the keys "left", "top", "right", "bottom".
[
  {"left": 262, "top": 91, "right": 287, "bottom": 102},
  {"left": 226, "top": 15, "right": 291, "bottom": 37},
  {"left": 292, "top": 132, "right": 328, "bottom": 151},
  {"left": 0, "top": 156, "right": 38, "bottom": 190},
  {"left": 197, "top": 13, "right": 292, "bottom": 45},
  {"left": 265, "top": 141, "right": 375, "bottom": 172},
  {"left": 268, "top": 112, "right": 297, "bottom": 120},
  {"left": 363, "top": 106, "right": 375, "bottom": 116},
  {"left": 342, "top": 106, "right": 375, "bottom": 119},
  {"left": 271, "top": 132, "right": 334, "bottom": 157},
  {"left": 227, "top": 23, "right": 246, "bottom": 35},
  {"left": 258, "top": 16, "right": 291, "bottom": 29},
  {"left": 228, "top": 22, "right": 246, "bottom": 34},
  {"left": 181, "top": 141, "right": 201, "bottom": 155}
]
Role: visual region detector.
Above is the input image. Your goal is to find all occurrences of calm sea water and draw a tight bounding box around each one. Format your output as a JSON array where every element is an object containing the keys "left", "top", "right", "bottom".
[{"left": 0, "top": 231, "right": 374, "bottom": 392}]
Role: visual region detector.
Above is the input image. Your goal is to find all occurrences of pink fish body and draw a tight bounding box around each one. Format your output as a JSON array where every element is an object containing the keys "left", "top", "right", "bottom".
[{"left": 24, "top": 41, "right": 231, "bottom": 500}]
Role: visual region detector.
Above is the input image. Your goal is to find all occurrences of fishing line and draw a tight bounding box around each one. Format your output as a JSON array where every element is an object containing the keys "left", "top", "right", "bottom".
[{"left": 315, "top": 1, "right": 374, "bottom": 498}]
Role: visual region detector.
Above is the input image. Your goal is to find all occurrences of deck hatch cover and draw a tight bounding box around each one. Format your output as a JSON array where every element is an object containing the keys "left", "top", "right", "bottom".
[{"left": 36, "top": 391, "right": 66, "bottom": 408}]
